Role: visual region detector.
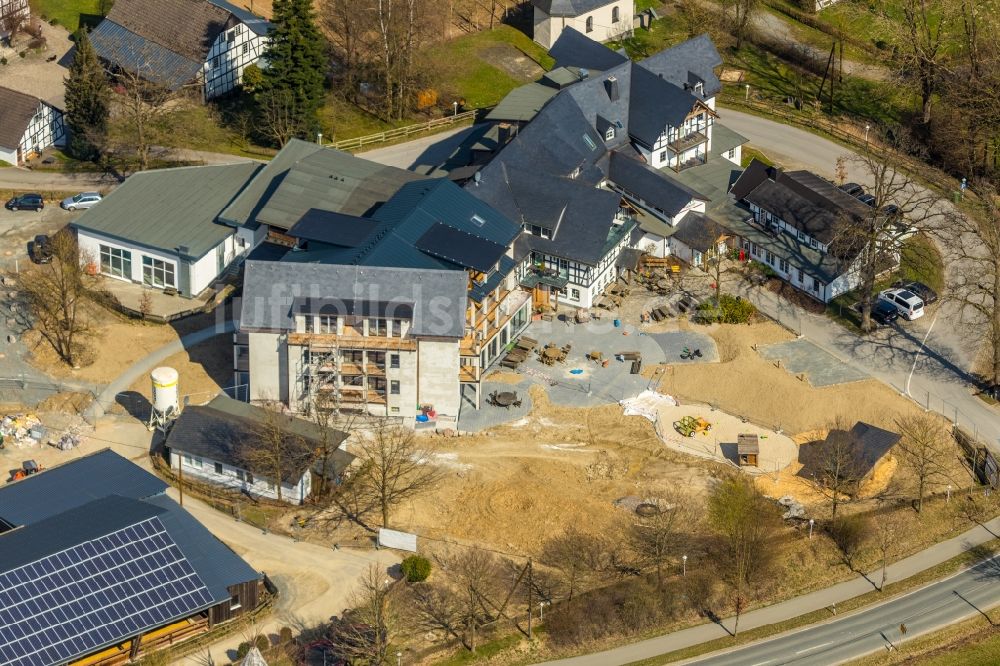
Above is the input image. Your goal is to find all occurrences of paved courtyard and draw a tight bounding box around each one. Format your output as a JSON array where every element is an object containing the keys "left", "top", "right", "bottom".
[
  {"left": 457, "top": 318, "right": 718, "bottom": 432},
  {"left": 758, "top": 339, "right": 869, "bottom": 387}
]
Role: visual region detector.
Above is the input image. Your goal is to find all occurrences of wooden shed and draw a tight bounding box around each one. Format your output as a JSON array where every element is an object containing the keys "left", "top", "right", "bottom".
[{"left": 737, "top": 434, "right": 759, "bottom": 467}]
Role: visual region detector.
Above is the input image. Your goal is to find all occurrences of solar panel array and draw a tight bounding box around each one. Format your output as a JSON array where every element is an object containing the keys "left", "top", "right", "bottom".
[{"left": 0, "top": 517, "right": 215, "bottom": 666}]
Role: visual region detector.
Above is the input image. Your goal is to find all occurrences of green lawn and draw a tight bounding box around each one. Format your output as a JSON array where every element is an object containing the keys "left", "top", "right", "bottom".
[
  {"left": 921, "top": 631, "right": 1000, "bottom": 665},
  {"left": 741, "top": 146, "right": 773, "bottom": 168},
  {"left": 28, "top": 0, "right": 106, "bottom": 31}
]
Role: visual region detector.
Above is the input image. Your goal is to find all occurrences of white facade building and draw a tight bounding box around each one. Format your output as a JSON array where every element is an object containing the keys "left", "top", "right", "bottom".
[
  {"left": 203, "top": 20, "right": 270, "bottom": 99},
  {"left": 532, "top": 0, "right": 634, "bottom": 49},
  {"left": 0, "top": 0, "right": 29, "bottom": 39},
  {"left": 0, "top": 86, "right": 65, "bottom": 166}
]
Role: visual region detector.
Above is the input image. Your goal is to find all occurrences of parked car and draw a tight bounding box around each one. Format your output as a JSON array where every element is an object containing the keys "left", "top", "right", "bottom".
[
  {"left": 858, "top": 193, "right": 877, "bottom": 207},
  {"left": 902, "top": 281, "right": 938, "bottom": 305},
  {"left": 60, "top": 192, "right": 102, "bottom": 211},
  {"left": 5, "top": 193, "right": 44, "bottom": 211},
  {"left": 879, "top": 287, "right": 925, "bottom": 320},
  {"left": 871, "top": 299, "right": 900, "bottom": 326},
  {"left": 839, "top": 182, "right": 864, "bottom": 197},
  {"left": 29, "top": 235, "right": 52, "bottom": 264}
]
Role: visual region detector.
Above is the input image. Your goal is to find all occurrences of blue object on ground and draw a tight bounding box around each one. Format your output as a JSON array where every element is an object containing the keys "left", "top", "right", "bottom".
[
  {"left": 415, "top": 414, "right": 429, "bottom": 423},
  {"left": 570, "top": 368, "right": 584, "bottom": 375},
  {"left": 614, "top": 319, "right": 621, "bottom": 327}
]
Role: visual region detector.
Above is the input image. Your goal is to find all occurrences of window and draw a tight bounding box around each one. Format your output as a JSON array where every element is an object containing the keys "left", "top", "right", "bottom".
[
  {"left": 368, "top": 318, "right": 388, "bottom": 336},
  {"left": 585, "top": 16, "right": 594, "bottom": 32},
  {"left": 230, "top": 594, "right": 241, "bottom": 611},
  {"left": 317, "top": 315, "right": 335, "bottom": 333},
  {"left": 99, "top": 245, "right": 131, "bottom": 279},
  {"left": 570, "top": 288, "right": 580, "bottom": 300},
  {"left": 246, "top": 472, "right": 254, "bottom": 484},
  {"left": 812, "top": 278, "right": 820, "bottom": 292},
  {"left": 797, "top": 269, "right": 804, "bottom": 282},
  {"left": 471, "top": 214, "right": 486, "bottom": 226},
  {"left": 390, "top": 380, "right": 400, "bottom": 395},
  {"left": 659, "top": 151, "right": 667, "bottom": 162},
  {"left": 236, "top": 470, "right": 244, "bottom": 481},
  {"left": 798, "top": 231, "right": 806, "bottom": 242},
  {"left": 809, "top": 238, "right": 818, "bottom": 249},
  {"left": 779, "top": 259, "right": 789, "bottom": 273},
  {"left": 183, "top": 454, "right": 202, "bottom": 469},
  {"left": 390, "top": 353, "right": 400, "bottom": 368},
  {"left": 227, "top": 29, "right": 235, "bottom": 43},
  {"left": 242, "top": 44, "right": 249, "bottom": 55},
  {"left": 605, "top": 127, "right": 615, "bottom": 141},
  {"left": 765, "top": 250, "right": 774, "bottom": 265},
  {"left": 582, "top": 134, "right": 597, "bottom": 151},
  {"left": 212, "top": 56, "right": 220, "bottom": 69},
  {"left": 612, "top": 5, "right": 620, "bottom": 22},
  {"left": 727, "top": 148, "right": 736, "bottom": 159},
  {"left": 142, "top": 256, "right": 176, "bottom": 288},
  {"left": 214, "top": 462, "right": 223, "bottom": 474}
]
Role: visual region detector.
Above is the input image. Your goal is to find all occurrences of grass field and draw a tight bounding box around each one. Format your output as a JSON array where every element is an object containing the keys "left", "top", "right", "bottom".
[{"left": 28, "top": 0, "right": 105, "bottom": 31}]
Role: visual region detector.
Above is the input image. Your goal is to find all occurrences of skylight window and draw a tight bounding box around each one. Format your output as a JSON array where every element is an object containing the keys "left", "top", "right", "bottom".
[
  {"left": 471, "top": 214, "right": 486, "bottom": 227},
  {"left": 582, "top": 134, "right": 597, "bottom": 151}
]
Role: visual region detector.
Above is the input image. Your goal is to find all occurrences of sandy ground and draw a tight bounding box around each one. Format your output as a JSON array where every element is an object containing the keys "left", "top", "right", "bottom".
[
  {"left": 653, "top": 403, "right": 799, "bottom": 473},
  {"left": 648, "top": 322, "right": 931, "bottom": 436},
  {"left": 0, "top": 22, "right": 74, "bottom": 107},
  {"left": 388, "top": 387, "right": 729, "bottom": 555},
  {"left": 125, "top": 336, "right": 233, "bottom": 406}
]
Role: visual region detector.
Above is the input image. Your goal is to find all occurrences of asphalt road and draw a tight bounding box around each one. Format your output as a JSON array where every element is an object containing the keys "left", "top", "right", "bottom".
[{"left": 689, "top": 555, "right": 1000, "bottom": 666}]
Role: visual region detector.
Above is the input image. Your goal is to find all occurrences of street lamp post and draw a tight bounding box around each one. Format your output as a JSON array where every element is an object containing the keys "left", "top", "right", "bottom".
[
  {"left": 396, "top": 651, "right": 402, "bottom": 666},
  {"left": 808, "top": 518, "right": 815, "bottom": 539},
  {"left": 864, "top": 123, "right": 871, "bottom": 144},
  {"left": 453, "top": 101, "right": 459, "bottom": 116},
  {"left": 682, "top": 554, "right": 688, "bottom": 576},
  {"left": 947, "top": 485, "right": 952, "bottom": 503},
  {"left": 745, "top": 83, "right": 750, "bottom": 101}
]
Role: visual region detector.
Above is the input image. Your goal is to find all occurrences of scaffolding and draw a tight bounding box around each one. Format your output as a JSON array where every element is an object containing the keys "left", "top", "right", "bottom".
[{"left": 296, "top": 339, "right": 390, "bottom": 417}]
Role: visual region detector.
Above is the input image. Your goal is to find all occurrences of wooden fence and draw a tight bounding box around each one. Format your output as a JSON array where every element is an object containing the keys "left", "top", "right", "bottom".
[{"left": 332, "top": 110, "right": 479, "bottom": 152}]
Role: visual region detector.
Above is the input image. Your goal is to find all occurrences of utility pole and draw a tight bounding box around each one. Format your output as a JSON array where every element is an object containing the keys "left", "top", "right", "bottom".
[
  {"left": 178, "top": 456, "right": 184, "bottom": 507},
  {"left": 526, "top": 558, "right": 533, "bottom": 639}
]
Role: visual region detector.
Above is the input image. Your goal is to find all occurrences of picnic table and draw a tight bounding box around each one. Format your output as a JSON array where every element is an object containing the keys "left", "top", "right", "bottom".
[{"left": 495, "top": 391, "right": 518, "bottom": 407}]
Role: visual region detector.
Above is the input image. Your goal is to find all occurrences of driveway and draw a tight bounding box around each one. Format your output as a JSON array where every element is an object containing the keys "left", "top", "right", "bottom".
[{"left": 166, "top": 489, "right": 398, "bottom": 665}]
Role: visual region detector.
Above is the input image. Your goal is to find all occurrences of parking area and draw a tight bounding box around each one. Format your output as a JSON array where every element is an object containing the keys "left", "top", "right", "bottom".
[
  {"left": 758, "top": 338, "right": 869, "bottom": 387},
  {"left": 0, "top": 205, "right": 78, "bottom": 270}
]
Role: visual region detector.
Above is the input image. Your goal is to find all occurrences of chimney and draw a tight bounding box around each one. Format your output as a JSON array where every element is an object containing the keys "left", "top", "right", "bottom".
[{"left": 605, "top": 76, "right": 619, "bottom": 102}]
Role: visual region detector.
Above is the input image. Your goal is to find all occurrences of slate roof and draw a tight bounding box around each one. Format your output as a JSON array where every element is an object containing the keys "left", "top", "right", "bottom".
[
  {"left": 207, "top": 0, "right": 272, "bottom": 35},
  {"left": 609, "top": 150, "right": 708, "bottom": 216},
  {"left": 0, "top": 86, "right": 42, "bottom": 151},
  {"left": 0, "top": 449, "right": 260, "bottom": 603},
  {"left": 287, "top": 209, "right": 380, "bottom": 248},
  {"left": 71, "top": 162, "right": 261, "bottom": 260},
  {"left": 165, "top": 394, "right": 346, "bottom": 481},
  {"left": 628, "top": 64, "right": 704, "bottom": 146},
  {"left": 104, "top": 0, "right": 236, "bottom": 63},
  {"left": 562, "top": 61, "right": 633, "bottom": 150},
  {"left": 532, "top": 0, "right": 616, "bottom": 16},
  {"left": 639, "top": 33, "right": 724, "bottom": 99},
  {"left": 730, "top": 159, "right": 873, "bottom": 245},
  {"left": 798, "top": 422, "right": 901, "bottom": 481},
  {"left": 253, "top": 148, "right": 423, "bottom": 231},
  {"left": 548, "top": 27, "right": 629, "bottom": 71},
  {"left": 240, "top": 261, "right": 469, "bottom": 338},
  {"left": 671, "top": 211, "right": 729, "bottom": 253},
  {"left": 218, "top": 138, "right": 324, "bottom": 229}
]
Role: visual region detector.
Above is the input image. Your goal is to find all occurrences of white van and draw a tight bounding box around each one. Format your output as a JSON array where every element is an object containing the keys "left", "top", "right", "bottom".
[{"left": 879, "top": 288, "right": 925, "bottom": 320}]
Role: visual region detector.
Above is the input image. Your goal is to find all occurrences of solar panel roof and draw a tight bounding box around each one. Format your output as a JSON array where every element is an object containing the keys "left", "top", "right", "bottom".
[
  {"left": 414, "top": 222, "right": 508, "bottom": 272},
  {"left": 0, "top": 498, "right": 215, "bottom": 666},
  {"left": 286, "top": 208, "right": 381, "bottom": 248}
]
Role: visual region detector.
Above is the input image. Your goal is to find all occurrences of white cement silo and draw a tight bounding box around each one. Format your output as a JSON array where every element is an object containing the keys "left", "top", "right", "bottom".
[{"left": 148, "top": 366, "right": 180, "bottom": 429}]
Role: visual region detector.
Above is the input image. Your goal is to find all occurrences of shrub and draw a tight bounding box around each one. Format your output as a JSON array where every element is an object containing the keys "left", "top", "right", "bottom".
[
  {"left": 829, "top": 514, "right": 871, "bottom": 567},
  {"left": 401, "top": 555, "right": 432, "bottom": 582},
  {"left": 254, "top": 635, "right": 270, "bottom": 651},
  {"left": 235, "top": 642, "right": 251, "bottom": 659},
  {"left": 0, "top": 57, "right": 7, "bottom": 66},
  {"left": 278, "top": 626, "right": 293, "bottom": 644},
  {"left": 696, "top": 294, "right": 756, "bottom": 324}
]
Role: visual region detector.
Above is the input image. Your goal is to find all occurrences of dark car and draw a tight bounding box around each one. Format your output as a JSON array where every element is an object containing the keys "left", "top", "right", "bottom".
[
  {"left": 5, "top": 193, "right": 44, "bottom": 212},
  {"left": 904, "top": 281, "right": 938, "bottom": 305},
  {"left": 858, "top": 193, "right": 877, "bottom": 207},
  {"left": 30, "top": 235, "right": 52, "bottom": 264},
  {"left": 839, "top": 182, "right": 864, "bottom": 197},
  {"left": 871, "top": 299, "right": 900, "bottom": 326}
]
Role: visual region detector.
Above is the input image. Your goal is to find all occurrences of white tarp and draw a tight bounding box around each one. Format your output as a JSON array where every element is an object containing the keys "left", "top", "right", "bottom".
[
  {"left": 378, "top": 527, "right": 418, "bottom": 552},
  {"left": 620, "top": 390, "right": 678, "bottom": 422}
]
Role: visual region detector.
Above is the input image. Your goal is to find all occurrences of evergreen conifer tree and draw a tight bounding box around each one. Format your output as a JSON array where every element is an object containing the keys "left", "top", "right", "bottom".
[{"left": 64, "top": 30, "right": 110, "bottom": 161}]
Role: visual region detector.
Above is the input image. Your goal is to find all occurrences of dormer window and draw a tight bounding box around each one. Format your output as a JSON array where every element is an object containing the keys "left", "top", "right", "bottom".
[
  {"left": 586, "top": 16, "right": 594, "bottom": 32},
  {"left": 694, "top": 82, "right": 704, "bottom": 96},
  {"left": 605, "top": 127, "right": 615, "bottom": 141}
]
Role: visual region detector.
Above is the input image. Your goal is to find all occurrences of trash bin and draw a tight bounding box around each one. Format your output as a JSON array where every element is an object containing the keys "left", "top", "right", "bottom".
[{"left": 613, "top": 319, "right": 621, "bottom": 327}]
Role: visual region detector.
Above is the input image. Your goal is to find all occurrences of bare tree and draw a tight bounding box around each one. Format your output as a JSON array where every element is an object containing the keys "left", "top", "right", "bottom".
[
  {"left": 329, "top": 565, "right": 398, "bottom": 665},
  {"left": 871, "top": 510, "right": 907, "bottom": 591},
  {"left": 0, "top": 1, "right": 26, "bottom": 42},
  {"left": 835, "top": 131, "right": 943, "bottom": 331},
  {"left": 20, "top": 232, "right": 91, "bottom": 367},
  {"left": 353, "top": 422, "right": 444, "bottom": 528},
  {"left": 707, "top": 475, "right": 779, "bottom": 637},
  {"left": 255, "top": 86, "right": 304, "bottom": 148},
  {"left": 241, "top": 402, "right": 314, "bottom": 501},
  {"left": 881, "top": 0, "right": 955, "bottom": 124},
  {"left": 895, "top": 413, "right": 954, "bottom": 513},
  {"left": 308, "top": 407, "right": 357, "bottom": 497},
  {"left": 809, "top": 426, "right": 864, "bottom": 521},
  {"left": 628, "top": 494, "right": 699, "bottom": 590},
  {"left": 829, "top": 513, "right": 871, "bottom": 569},
  {"left": 719, "top": 0, "right": 759, "bottom": 49},
  {"left": 540, "top": 528, "right": 615, "bottom": 600},
  {"left": 950, "top": 181, "right": 1000, "bottom": 387},
  {"left": 104, "top": 53, "right": 182, "bottom": 171}
]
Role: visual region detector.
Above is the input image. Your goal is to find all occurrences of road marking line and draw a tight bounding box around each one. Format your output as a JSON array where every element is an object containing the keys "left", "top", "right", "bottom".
[
  {"left": 795, "top": 641, "right": 833, "bottom": 655},
  {"left": 906, "top": 313, "right": 938, "bottom": 397}
]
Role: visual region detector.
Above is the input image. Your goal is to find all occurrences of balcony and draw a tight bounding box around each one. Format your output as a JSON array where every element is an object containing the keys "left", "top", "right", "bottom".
[
  {"left": 459, "top": 365, "right": 481, "bottom": 383},
  {"left": 289, "top": 332, "right": 417, "bottom": 351},
  {"left": 667, "top": 130, "right": 708, "bottom": 153},
  {"left": 520, "top": 265, "right": 569, "bottom": 290},
  {"left": 461, "top": 289, "right": 531, "bottom": 356}
]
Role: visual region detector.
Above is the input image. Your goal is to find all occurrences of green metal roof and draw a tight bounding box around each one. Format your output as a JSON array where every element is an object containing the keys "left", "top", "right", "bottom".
[
  {"left": 218, "top": 138, "right": 324, "bottom": 228},
  {"left": 72, "top": 162, "right": 261, "bottom": 260},
  {"left": 485, "top": 82, "right": 558, "bottom": 123}
]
